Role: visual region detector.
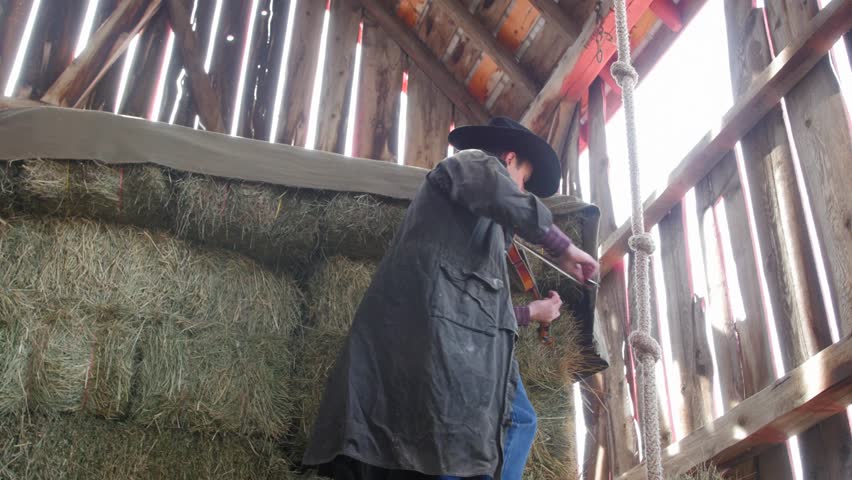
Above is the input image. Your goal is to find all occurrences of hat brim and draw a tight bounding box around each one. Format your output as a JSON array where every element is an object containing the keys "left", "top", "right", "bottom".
[{"left": 448, "top": 125, "right": 561, "bottom": 197}]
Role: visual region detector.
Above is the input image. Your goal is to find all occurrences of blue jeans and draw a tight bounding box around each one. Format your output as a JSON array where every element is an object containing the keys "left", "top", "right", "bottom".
[{"left": 439, "top": 375, "right": 537, "bottom": 480}]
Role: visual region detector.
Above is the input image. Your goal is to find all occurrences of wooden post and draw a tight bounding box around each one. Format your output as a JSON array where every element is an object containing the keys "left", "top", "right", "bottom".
[
  {"left": 242, "top": 0, "right": 283, "bottom": 139},
  {"left": 585, "top": 74, "right": 639, "bottom": 475},
  {"left": 165, "top": 0, "right": 225, "bottom": 133},
  {"left": 589, "top": 78, "right": 616, "bottom": 237},
  {"left": 405, "top": 63, "right": 454, "bottom": 169},
  {"left": 314, "top": 0, "right": 361, "bottom": 153},
  {"left": 353, "top": 16, "right": 404, "bottom": 161},
  {"left": 269, "top": 0, "right": 324, "bottom": 145}
]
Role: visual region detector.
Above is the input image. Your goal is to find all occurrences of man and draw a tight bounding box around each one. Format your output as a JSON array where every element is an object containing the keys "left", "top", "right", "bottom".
[{"left": 303, "top": 117, "right": 599, "bottom": 480}]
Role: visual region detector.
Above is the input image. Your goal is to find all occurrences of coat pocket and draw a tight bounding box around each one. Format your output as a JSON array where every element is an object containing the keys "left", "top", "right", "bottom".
[{"left": 430, "top": 262, "right": 504, "bottom": 336}]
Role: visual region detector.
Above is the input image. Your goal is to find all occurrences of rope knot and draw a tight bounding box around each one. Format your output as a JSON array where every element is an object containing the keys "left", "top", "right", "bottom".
[
  {"left": 610, "top": 61, "right": 638, "bottom": 88},
  {"left": 629, "top": 331, "right": 662, "bottom": 362},
  {"left": 628, "top": 233, "right": 656, "bottom": 255}
]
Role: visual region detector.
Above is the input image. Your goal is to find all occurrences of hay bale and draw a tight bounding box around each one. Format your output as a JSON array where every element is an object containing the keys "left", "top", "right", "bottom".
[
  {"left": 291, "top": 256, "right": 376, "bottom": 457},
  {"left": 175, "top": 175, "right": 322, "bottom": 270},
  {"left": 672, "top": 465, "right": 725, "bottom": 480},
  {"left": 513, "top": 292, "right": 586, "bottom": 480},
  {"left": 319, "top": 193, "right": 407, "bottom": 261},
  {"left": 15, "top": 159, "right": 173, "bottom": 228},
  {"left": 0, "top": 413, "right": 294, "bottom": 479},
  {"left": 27, "top": 301, "right": 142, "bottom": 419},
  {"left": 0, "top": 217, "right": 303, "bottom": 436},
  {"left": 0, "top": 162, "right": 16, "bottom": 216}
]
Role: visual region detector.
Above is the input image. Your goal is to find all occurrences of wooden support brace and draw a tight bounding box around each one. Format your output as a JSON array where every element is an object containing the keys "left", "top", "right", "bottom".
[
  {"left": 598, "top": 0, "right": 852, "bottom": 277},
  {"left": 431, "top": 0, "right": 541, "bottom": 95},
  {"left": 650, "top": 0, "right": 682, "bottom": 32},
  {"left": 165, "top": 0, "right": 225, "bottom": 133},
  {"left": 41, "top": 0, "right": 162, "bottom": 107},
  {"left": 617, "top": 333, "right": 852, "bottom": 479},
  {"left": 357, "top": 0, "right": 489, "bottom": 123}
]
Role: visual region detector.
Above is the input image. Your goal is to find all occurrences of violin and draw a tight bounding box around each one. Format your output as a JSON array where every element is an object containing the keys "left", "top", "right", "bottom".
[{"left": 506, "top": 241, "right": 552, "bottom": 345}]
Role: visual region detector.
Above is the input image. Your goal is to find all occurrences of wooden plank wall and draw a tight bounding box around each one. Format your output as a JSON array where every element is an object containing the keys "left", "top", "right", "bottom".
[{"left": 585, "top": 1, "right": 852, "bottom": 479}]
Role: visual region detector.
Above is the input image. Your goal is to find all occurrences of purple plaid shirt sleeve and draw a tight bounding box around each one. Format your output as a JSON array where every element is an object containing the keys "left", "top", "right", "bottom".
[
  {"left": 513, "top": 305, "right": 531, "bottom": 327},
  {"left": 539, "top": 224, "right": 572, "bottom": 258}
]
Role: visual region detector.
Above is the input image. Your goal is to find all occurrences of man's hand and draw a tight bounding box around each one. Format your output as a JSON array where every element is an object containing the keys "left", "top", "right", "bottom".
[
  {"left": 558, "top": 244, "right": 599, "bottom": 284},
  {"left": 528, "top": 291, "right": 563, "bottom": 325}
]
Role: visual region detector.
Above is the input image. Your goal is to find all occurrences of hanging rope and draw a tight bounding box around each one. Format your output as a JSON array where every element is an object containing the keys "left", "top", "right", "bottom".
[{"left": 609, "top": 1, "right": 664, "bottom": 479}]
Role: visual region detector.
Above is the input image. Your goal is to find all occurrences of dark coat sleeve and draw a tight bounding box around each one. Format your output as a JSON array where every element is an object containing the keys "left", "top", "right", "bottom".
[{"left": 426, "top": 150, "right": 553, "bottom": 243}]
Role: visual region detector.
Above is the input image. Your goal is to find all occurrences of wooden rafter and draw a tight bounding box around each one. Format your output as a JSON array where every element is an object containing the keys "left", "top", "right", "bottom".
[
  {"left": 598, "top": 0, "right": 852, "bottom": 276},
  {"left": 165, "top": 0, "right": 225, "bottom": 133},
  {"left": 41, "top": 0, "right": 162, "bottom": 107},
  {"left": 527, "top": 0, "right": 582, "bottom": 41},
  {"left": 431, "top": 0, "right": 540, "bottom": 95},
  {"left": 358, "top": 0, "right": 489, "bottom": 123},
  {"left": 617, "top": 333, "right": 852, "bottom": 479}
]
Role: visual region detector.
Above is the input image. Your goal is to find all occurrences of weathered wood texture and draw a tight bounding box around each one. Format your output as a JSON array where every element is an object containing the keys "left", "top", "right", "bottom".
[
  {"left": 546, "top": 98, "right": 580, "bottom": 196},
  {"left": 595, "top": 265, "right": 641, "bottom": 477},
  {"left": 244, "top": 0, "right": 290, "bottom": 140},
  {"left": 73, "top": 0, "right": 164, "bottom": 110},
  {"left": 353, "top": 16, "right": 404, "bottom": 161},
  {"left": 521, "top": 0, "right": 624, "bottom": 136},
  {"left": 584, "top": 89, "right": 638, "bottom": 476},
  {"left": 121, "top": 10, "right": 169, "bottom": 118},
  {"left": 588, "top": 79, "right": 615, "bottom": 237},
  {"left": 314, "top": 0, "right": 360, "bottom": 153},
  {"left": 617, "top": 332, "right": 852, "bottom": 480},
  {"left": 165, "top": 0, "right": 225, "bottom": 133},
  {"left": 764, "top": 3, "right": 852, "bottom": 477},
  {"left": 42, "top": 0, "right": 158, "bottom": 107},
  {"left": 765, "top": 0, "right": 852, "bottom": 339},
  {"left": 359, "top": 0, "right": 488, "bottom": 123},
  {"left": 597, "top": 0, "right": 852, "bottom": 276},
  {"left": 32, "top": 0, "right": 87, "bottom": 98},
  {"left": 431, "top": 0, "right": 538, "bottom": 94},
  {"left": 658, "top": 202, "right": 715, "bottom": 437},
  {"left": 723, "top": 0, "right": 830, "bottom": 375},
  {"left": 0, "top": 0, "right": 37, "bottom": 96},
  {"left": 405, "top": 64, "right": 453, "bottom": 169}
]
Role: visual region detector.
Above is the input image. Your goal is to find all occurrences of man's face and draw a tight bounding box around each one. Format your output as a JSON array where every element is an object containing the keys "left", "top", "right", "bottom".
[{"left": 504, "top": 152, "right": 534, "bottom": 193}]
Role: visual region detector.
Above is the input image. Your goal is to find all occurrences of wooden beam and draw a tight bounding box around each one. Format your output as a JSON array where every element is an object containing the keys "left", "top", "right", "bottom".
[
  {"left": 431, "top": 0, "right": 540, "bottom": 95},
  {"left": 597, "top": 0, "right": 852, "bottom": 276},
  {"left": 588, "top": 78, "right": 616, "bottom": 238},
  {"left": 165, "top": 0, "right": 225, "bottom": 133},
  {"left": 649, "top": 0, "right": 682, "bottom": 32},
  {"left": 358, "top": 0, "right": 488, "bottom": 123},
  {"left": 41, "top": 0, "right": 160, "bottom": 107},
  {"left": 521, "top": 0, "right": 659, "bottom": 135},
  {"left": 527, "top": 0, "right": 581, "bottom": 41},
  {"left": 617, "top": 333, "right": 852, "bottom": 479}
]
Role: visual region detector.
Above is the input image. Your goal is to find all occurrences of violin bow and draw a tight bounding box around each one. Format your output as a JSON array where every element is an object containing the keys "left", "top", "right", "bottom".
[{"left": 513, "top": 240, "right": 600, "bottom": 289}]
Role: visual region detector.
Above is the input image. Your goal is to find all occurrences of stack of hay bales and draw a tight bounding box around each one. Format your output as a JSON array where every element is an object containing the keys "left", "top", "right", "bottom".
[
  {"left": 0, "top": 157, "right": 591, "bottom": 479},
  {"left": 291, "top": 257, "right": 376, "bottom": 458},
  {"left": 513, "top": 293, "right": 586, "bottom": 480}
]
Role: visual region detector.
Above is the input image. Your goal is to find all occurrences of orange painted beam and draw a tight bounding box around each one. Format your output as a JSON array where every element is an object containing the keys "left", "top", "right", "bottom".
[
  {"left": 559, "top": 0, "right": 655, "bottom": 101},
  {"left": 397, "top": 0, "right": 428, "bottom": 28},
  {"left": 496, "top": 0, "right": 540, "bottom": 52},
  {"left": 650, "top": 0, "right": 682, "bottom": 32}
]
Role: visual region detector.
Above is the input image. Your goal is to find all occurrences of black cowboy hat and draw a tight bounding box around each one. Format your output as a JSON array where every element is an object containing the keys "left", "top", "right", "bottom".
[{"left": 448, "top": 117, "right": 561, "bottom": 197}]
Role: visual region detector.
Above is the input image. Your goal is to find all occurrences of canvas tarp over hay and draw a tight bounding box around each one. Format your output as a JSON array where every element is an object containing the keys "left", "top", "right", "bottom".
[{"left": 0, "top": 106, "right": 603, "bottom": 479}]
